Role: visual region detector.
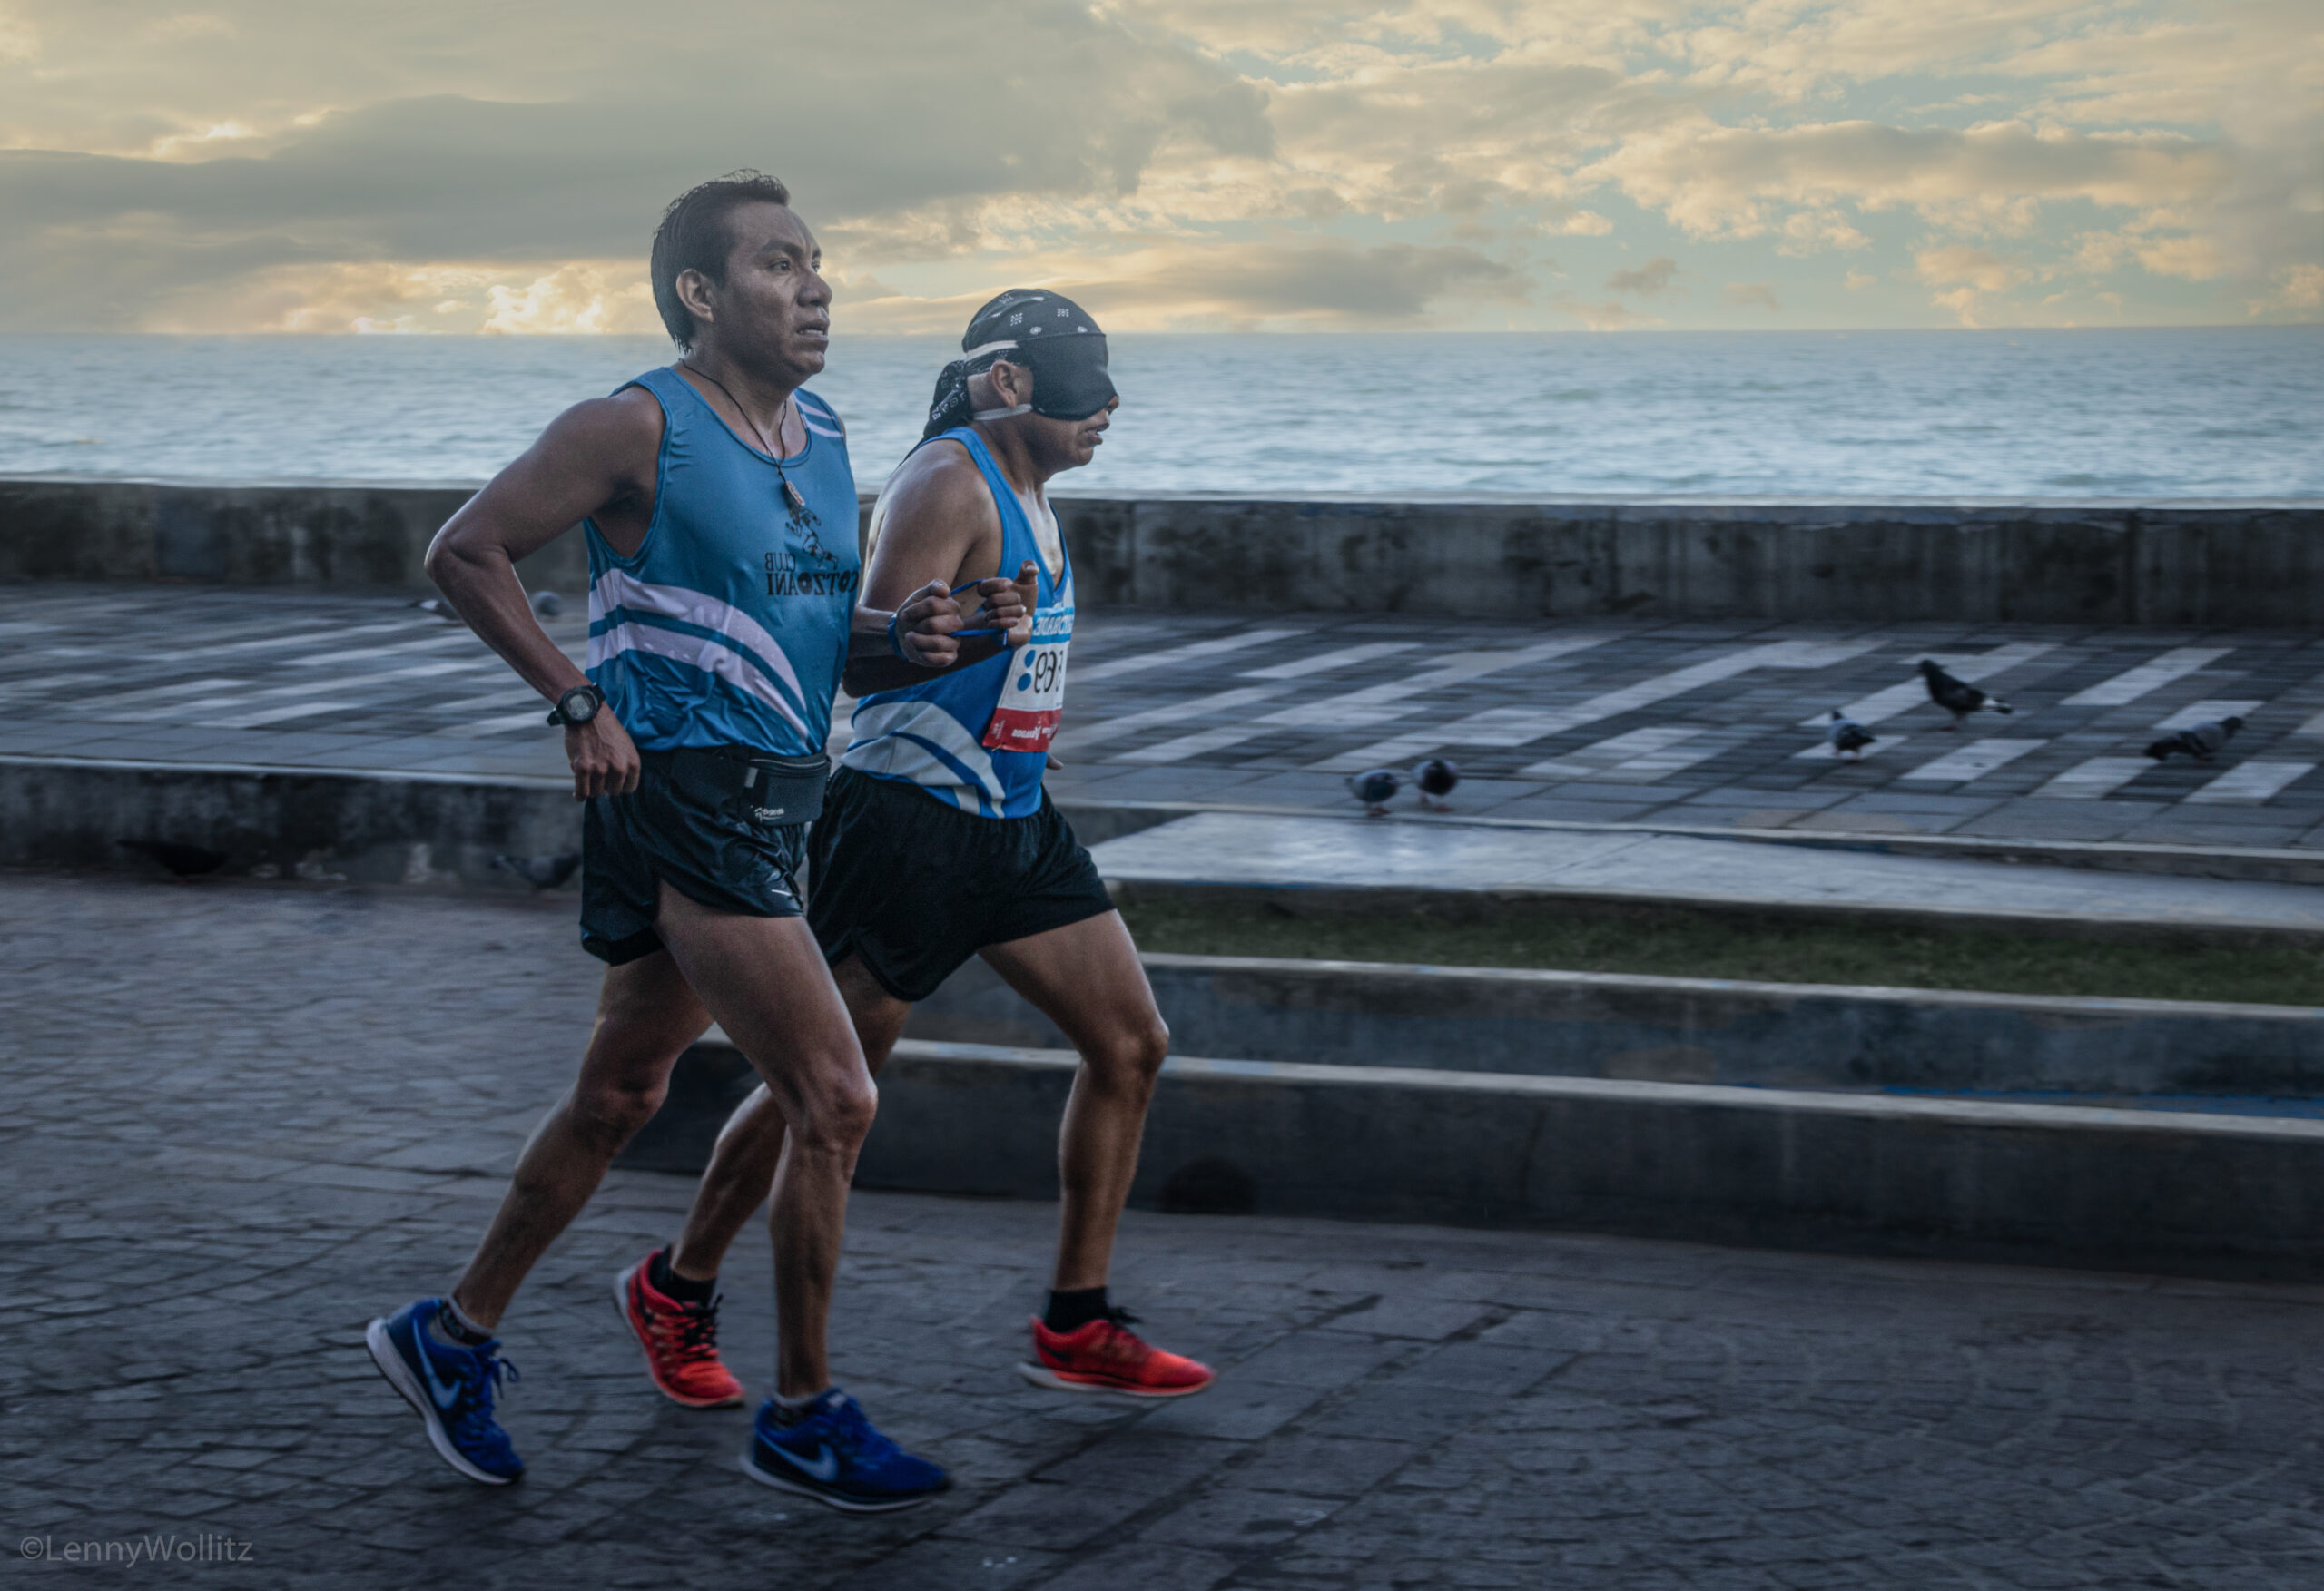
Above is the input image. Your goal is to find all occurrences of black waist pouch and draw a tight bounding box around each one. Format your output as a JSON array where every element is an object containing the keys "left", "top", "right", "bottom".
[{"left": 653, "top": 747, "right": 831, "bottom": 826}]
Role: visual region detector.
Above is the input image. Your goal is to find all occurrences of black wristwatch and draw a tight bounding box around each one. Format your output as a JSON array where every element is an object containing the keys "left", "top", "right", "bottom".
[{"left": 547, "top": 683, "right": 604, "bottom": 727}]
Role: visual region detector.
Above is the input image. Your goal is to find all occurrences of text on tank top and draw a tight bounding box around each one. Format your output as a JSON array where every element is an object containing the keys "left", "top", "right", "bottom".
[{"left": 581, "top": 368, "right": 861, "bottom": 757}]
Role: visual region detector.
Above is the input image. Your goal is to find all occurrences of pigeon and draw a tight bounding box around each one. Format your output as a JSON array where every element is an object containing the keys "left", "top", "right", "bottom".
[
  {"left": 1826, "top": 710, "right": 1876, "bottom": 761},
  {"left": 409, "top": 596, "right": 458, "bottom": 619},
  {"left": 493, "top": 851, "right": 582, "bottom": 889},
  {"left": 529, "top": 590, "right": 564, "bottom": 618},
  {"left": 117, "top": 839, "right": 227, "bottom": 879},
  {"left": 1413, "top": 758, "right": 1460, "bottom": 810},
  {"left": 2145, "top": 715, "right": 2243, "bottom": 764},
  {"left": 1919, "top": 658, "right": 2013, "bottom": 730},
  {"left": 1346, "top": 768, "right": 1401, "bottom": 817}
]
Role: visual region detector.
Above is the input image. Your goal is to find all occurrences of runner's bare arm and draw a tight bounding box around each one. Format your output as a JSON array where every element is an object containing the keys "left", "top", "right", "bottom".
[
  {"left": 844, "top": 444, "right": 1036, "bottom": 695},
  {"left": 424, "top": 388, "right": 662, "bottom": 799}
]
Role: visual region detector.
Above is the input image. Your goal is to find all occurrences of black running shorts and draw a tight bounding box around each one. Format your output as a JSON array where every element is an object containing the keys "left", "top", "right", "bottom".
[
  {"left": 807, "top": 766, "right": 1115, "bottom": 1002},
  {"left": 580, "top": 750, "right": 809, "bottom": 966}
]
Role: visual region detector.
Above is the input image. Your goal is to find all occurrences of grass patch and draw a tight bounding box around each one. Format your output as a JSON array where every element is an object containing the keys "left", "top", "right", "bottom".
[{"left": 1114, "top": 897, "right": 2324, "bottom": 1007}]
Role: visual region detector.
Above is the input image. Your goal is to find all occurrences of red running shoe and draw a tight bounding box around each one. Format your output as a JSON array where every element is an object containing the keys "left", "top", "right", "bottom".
[
  {"left": 615, "top": 1250, "right": 744, "bottom": 1409},
  {"left": 1017, "top": 1310, "right": 1215, "bottom": 1399}
]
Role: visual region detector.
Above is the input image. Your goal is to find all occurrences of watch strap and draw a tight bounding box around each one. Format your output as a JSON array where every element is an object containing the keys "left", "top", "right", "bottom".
[{"left": 547, "top": 684, "right": 604, "bottom": 726}]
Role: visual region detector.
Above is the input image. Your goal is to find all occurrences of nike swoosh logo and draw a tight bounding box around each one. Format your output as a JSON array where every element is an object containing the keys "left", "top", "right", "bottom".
[
  {"left": 766, "top": 1439, "right": 841, "bottom": 1483},
  {"left": 416, "top": 1331, "right": 465, "bottom": 1411}
]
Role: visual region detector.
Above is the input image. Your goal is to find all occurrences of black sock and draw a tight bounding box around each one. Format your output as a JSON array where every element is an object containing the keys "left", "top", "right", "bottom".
[
  {"left": 1045, "top": 1286, "right": 1110, "bottom": 1333},
  {"left": 649, "top": 1246, "right": 715, "bottom": 1307},
  {"left": 433, "top": 1299, "right": 491, "bottom": 1348}
]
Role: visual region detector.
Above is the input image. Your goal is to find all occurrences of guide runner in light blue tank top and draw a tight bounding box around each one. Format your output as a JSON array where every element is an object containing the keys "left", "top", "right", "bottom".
[
  {"left": 364, "top": 176, "right": 981, "bottom": 1510},
  {"left": 641, "top": 292, "right": 1222, "bottom": 1406}
]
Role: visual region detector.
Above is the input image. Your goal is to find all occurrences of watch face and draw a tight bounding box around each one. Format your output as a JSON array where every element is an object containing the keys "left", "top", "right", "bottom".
[{"left": 561, "top": 690, "right": 596, "bottom": 722}]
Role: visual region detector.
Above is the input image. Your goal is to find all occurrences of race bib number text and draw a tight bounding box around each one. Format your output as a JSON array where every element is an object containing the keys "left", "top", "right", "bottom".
[{"left": 982, "top": 634, "right": 1068, "bottom": 753}]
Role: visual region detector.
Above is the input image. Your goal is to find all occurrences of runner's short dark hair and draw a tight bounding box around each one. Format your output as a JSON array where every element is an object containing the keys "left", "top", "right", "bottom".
[{"left": 650, "top": 171, "right": 793, "bottom": 351}]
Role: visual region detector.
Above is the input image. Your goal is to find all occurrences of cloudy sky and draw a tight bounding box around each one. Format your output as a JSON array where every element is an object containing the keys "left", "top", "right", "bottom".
[{"left": 0, "top": 1, "right": 2316, "bottom": 335}]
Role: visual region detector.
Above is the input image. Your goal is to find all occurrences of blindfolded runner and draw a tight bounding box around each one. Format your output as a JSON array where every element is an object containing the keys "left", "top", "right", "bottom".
[{"left": 618, "top": 289, "right": 1217, "bottom": 1417}]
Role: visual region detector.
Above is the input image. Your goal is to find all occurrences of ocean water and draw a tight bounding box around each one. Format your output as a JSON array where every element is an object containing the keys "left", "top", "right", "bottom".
[{"left": 0, "top": 329, "right": 2315, "bottom": 498}]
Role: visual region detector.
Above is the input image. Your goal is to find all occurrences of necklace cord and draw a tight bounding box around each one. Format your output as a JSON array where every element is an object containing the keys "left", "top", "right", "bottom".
[
  {"left": 681, "top": 361, "right": 792, "bottom": 460},
  {"left": 680, "top": 361, "right": 822, "bottom": 540}
]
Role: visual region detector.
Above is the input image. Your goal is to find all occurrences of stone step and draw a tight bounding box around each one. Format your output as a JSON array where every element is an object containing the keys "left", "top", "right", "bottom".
[
  {"left": 1088, "top": 811, "right": 2324, "bottom": 947},
  {"left": 625, "top": 1036, "right": 2324, "bottom": 1281},
  {"left": 906, "top": 952, "right": 2324, "bottom": 1099},
  {"left": 1056, "top": 796, "right": 2324, "bottom": 887}
]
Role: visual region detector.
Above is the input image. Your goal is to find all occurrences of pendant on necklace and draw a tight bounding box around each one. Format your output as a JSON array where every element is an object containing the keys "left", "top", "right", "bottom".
[{"left": 781, "top": 478, "right": 806, "bottom": 513}]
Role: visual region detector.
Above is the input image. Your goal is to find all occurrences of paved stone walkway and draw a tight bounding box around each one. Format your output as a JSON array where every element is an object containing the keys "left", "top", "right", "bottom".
[
  {"left": 5, "top": 871, "right": 2324, "bottom": 1588},
  {"left": 7, "top": 584, "right": 2324, "bottom": 849}
]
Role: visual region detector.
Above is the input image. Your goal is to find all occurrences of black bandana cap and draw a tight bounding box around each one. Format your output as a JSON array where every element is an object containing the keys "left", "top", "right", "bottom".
[{"left": 923, "top": 290, "right": 1116, "bottom": 437}]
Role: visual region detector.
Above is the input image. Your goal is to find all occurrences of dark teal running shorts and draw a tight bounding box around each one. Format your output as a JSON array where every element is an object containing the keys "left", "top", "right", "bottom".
[
  {"left": 580, "top": 749, "right": 811, "bottom": 966},
  {"left": 806, "top": 765, "right": 1114, "bottom": 1002}
]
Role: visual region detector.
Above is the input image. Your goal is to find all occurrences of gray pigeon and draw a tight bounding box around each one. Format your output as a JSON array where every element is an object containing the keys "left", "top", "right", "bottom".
[
  {"left": 410, "top": 596, "right": 458, "bottom": 619},
  {"left": 1920, "top": 658, "right": 2012, "bottom": 730},
  {"left": 1413, "top": 758, "right": 1460, "bottom": 810},
  {"left": 2146, "top": 716, "right": 2243, "bottom": 764},
  {"left": 529, "top": 590, "right": 564, "bottom": 618},
  {"left": 494, "top": 852, "right": 582, "bottom": 889},
  {"left": 1827, "top": 710, "right": 1876, "bottom": 760},
  {"left": 1347, "top": 768, "right": 1401, "bottom": 817}
]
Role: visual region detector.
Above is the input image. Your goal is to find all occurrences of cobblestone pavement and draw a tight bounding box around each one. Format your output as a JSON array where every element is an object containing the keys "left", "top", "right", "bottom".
[
  {"left": 5, "top": 871, "right": 2324, "bottom": 1588},
  {"left": 7, "top": 584, "right": 2324, "bottom": 849}
]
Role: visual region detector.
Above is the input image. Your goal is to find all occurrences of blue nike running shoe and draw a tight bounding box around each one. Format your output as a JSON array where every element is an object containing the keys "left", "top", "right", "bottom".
[
  {"left": 741, "top": 1390, "right": 949, "bottom": 1512},
  {"left": 364, "top": 1297, "right": 524, "bottom": 1485}
]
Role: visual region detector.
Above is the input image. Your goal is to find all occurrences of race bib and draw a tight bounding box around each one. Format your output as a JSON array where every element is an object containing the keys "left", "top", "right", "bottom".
[{"left": 982, "top": 609, "right": 1071, "bottom": 753}]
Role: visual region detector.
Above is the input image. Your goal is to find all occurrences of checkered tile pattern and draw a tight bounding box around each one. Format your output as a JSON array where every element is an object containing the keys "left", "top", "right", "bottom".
[{"left": 7, "top": 585, "right": 2323, "bottom": 849}]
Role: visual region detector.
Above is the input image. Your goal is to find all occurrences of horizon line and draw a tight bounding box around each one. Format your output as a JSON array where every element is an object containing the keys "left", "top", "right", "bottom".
[{"left": 0, "top": 324, "right": 2306, "bottom": 339}]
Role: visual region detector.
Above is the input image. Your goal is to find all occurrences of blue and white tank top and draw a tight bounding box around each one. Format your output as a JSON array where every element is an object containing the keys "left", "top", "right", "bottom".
[
  {"left": 842, "top": 427, "right": 1073, "bottom": 819},
  {"left": 584, "top": 368, "right": 860, "bottom": 757}
]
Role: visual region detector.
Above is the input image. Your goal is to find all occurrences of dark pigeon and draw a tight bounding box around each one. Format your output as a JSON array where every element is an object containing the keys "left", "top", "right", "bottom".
[
  {"left": 494, "top": 852, "right": 582, "bottom": 889},
  {"left": 529, "top": 590, "right": 564, "bottom": 618},
  {"left": 1346, "top": 768, "right": 1401, "bottom": 817},
  {"left": 2146, "top": 715, "right": 2243, "bottom": 764},
  {"left": 117, "top": 839, "right": 227, "bottom": 879},
  {"left": 1920, "top": 658, "right": 2013, "bottom": 730},
  {"left": 1413, "top": 758, "right": 1460, "bottom": 810},
  {"left": 1827, "top": 710, "right": 1876, "bottom": 760}
]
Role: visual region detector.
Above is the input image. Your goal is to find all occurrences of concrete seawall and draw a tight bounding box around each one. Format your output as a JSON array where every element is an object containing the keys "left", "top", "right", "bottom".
[
  {"left": 6, "top": 475, "right": 2320, "bottom": 626},
  {"left": 0, "top": 477, "right": 578, "bottom": 592}
]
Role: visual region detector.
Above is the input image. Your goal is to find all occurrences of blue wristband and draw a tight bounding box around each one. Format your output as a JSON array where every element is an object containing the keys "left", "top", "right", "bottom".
[
  {"left": 950, "top": 579, "right": 1015, "bottom": 645},
  {"left": 893, "top": 581, "right": 1013, "bottom": 663}
]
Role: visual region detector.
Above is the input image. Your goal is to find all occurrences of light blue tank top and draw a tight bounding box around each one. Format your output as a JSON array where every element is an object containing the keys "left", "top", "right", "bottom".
[
  {"left": 584, "top": 368, "right": 860, "bottom": 757},
  {"left": 842, "top": 427, "right": 1074, "bottom": 819}
]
